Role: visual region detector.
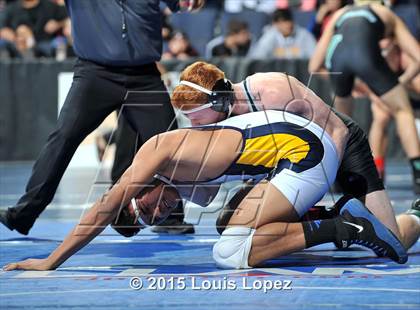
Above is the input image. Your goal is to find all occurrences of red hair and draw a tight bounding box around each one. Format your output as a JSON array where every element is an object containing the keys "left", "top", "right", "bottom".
[{"left": 171, "top": 61, "right": 225, "bottom": 111}]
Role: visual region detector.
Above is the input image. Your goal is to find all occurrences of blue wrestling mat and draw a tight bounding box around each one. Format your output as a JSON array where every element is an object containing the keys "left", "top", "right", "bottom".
[{"left": 0, "top": 162, "right": 419, "bottom": 310}]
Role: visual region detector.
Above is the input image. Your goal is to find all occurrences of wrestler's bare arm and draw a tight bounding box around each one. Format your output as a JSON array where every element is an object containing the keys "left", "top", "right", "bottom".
[
  {"left": 159, "top": 128, "right": 243, "bottom": 182},
  {"left": 3, "top": 134, "right": 174, "bottom": 271},
  {"left": 3, "top": 129, "right": 243, "bottom": 271}
]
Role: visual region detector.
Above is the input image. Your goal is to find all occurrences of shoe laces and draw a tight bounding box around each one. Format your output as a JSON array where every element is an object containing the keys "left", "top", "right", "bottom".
[{"left": 349, "top": 239, "right": 387, "bottom": 256}]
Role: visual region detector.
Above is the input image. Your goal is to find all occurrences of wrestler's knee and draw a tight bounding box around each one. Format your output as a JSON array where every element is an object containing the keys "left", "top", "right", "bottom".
[{"left": 213, "top": 226, "right": 255, "bottom": 269}]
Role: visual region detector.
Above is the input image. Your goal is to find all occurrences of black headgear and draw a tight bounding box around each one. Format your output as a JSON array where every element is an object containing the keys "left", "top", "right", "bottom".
[{"left": 180, "top": 79, "right": 234, "bottom": 113}]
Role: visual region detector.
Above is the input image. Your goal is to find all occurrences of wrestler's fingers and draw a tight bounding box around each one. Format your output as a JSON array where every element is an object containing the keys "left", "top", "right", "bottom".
[{"left": 3, "top": 262, "right": 19, "bottom": 271}]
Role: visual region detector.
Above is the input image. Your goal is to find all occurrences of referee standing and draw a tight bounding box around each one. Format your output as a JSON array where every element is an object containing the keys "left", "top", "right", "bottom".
[{"left": 0, "top": 0, "right": 204, "bottom": 235}]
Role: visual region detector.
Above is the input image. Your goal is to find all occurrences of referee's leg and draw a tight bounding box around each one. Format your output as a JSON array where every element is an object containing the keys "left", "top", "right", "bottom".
[
  {"left": 113, "top": 71, "right": 177, "bottom": 180},
  {"left": 1, "top": 60, "right": 123, "bottom": 234},
  {"left": 110, "top": 113, "right": 141, "bottom": 185},
  {"left": 116, "top": 72, "right": 193, "bottom": 234}
]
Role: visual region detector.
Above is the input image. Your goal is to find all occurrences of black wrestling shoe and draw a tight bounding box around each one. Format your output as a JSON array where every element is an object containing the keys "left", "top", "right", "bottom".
[
  {"left": 410, "top": 157, "right": 420, "bottom": 194},
  {"left": 406, "top": 198, "right": 420, "bottom": 218},
  {"left": 151, "top": 218, "right": 195, "bottom": 234},
  {"left": 330, "top": 196, "right": 359, "bottom": 250},
  {"left": 336, "top": 198, "right": 407, "bottom": 264}
]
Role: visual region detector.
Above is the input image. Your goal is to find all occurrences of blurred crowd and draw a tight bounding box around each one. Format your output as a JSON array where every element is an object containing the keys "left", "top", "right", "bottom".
[
  {"left": 0, "top": 0, "right": 418, "bottom": 61},
  {"left": 0, "top": 0, "right": 72, "bottom": 59}
]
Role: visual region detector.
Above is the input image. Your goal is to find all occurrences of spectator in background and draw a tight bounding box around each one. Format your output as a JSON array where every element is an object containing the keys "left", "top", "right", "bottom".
[
  {"left": 251, "top": 8, "right": 317, "bottom": 59},
  {"left": 0, "top": 0, "right": 18, "bottom": 11},
  {"left": 309, "top": 0, "right": 420, "bottom": 193},
  {"left": 352, "top": 38, "right": 420, "bottom": 179},
  {"left": 51, "top": 18, "right": 75, "bottom": 61},
  {"left": 13, "top": 24, "right": 35, "bottom": 58},
  {"left": 276, "top": 0, "right": 317, "bottom": 11},
  {"left": 0, "top": 0, "right": 9, "bottom": 15},
  {"left": 162, "top": 30, "right": 198, "bottom": 60},
  {"left": 309, "top": 0, "right": 347, "bottom": 40},
  {"left": 224, "top": 0, "right": 277, "bottom": 14},
  {"left": 209, "top": 20, "right": 251, "bottom": 57},
  {"left": 0, "top": 0, "right": 67, "bottom": 57},
  {"left": 203, "top": 0, "right": 223, "bottom": 10},
  {"left": 161, "top": 15, "right": 173, "bottom": 54},
  {"left": 51, "top": 0, "right": 65, "bottom": 5}
]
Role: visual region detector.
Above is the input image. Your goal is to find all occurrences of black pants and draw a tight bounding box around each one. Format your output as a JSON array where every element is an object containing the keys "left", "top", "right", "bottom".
[
  {"left": 9, "top": 58, "right": 177, "bottom": 231},
  {"left": 111, "top": 112, "right": 141, "bottom": 184}
]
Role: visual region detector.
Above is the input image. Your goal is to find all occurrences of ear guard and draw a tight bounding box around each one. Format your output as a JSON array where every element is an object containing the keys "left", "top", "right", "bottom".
[{"left": 180, "top": 79, "right": 234, "bottom": 114}]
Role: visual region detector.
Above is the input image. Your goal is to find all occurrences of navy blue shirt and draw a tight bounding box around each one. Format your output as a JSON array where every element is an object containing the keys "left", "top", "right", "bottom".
[{"left": 65, "top": 0, "right": 180, "bottom": 66}]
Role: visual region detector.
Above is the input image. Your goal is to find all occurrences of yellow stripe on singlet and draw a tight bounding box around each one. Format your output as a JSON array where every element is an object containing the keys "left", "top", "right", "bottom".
[{"left": 236, "top": 134, "right": 310, "bottom": 168}]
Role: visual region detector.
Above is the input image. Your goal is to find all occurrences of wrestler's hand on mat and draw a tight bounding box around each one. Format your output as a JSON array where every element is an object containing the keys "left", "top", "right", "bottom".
[{"left": 3, "top": 258, "right": 54, "bottom": 271}]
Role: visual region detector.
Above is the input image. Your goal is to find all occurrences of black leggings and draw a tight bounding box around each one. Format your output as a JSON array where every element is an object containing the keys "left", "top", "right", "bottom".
[{"left": 329, "top": 41, "right": 399, "bottom": 97}]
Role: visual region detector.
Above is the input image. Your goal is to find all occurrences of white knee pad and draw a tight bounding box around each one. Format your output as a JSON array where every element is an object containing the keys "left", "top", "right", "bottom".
[{"left": 213, "top": 226, "right": 255, "bottom": 269}]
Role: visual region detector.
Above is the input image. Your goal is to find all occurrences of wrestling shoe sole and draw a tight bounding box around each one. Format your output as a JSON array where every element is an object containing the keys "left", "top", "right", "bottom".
[{"left": 341, "top": 200, "right": 407, "bottom": 264}]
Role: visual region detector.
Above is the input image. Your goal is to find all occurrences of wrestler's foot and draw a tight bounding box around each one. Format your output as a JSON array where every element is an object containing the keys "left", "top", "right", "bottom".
[
  {"left": 410, "top": 157, "right": 420, "bottom": 194},
  {"left": 406, "top": 198, "right": 420, "bottom": 218},
  {"left": 336, "top": 198, "right": 408, "bottom": 264}
]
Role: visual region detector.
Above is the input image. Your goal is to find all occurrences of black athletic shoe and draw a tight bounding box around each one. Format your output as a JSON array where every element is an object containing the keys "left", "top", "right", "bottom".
[
  {"left": 410, "top": 157, "right": 420, "bottom": 194},
  {"left": 0, "top": 209, "right": 30, "bottom": 235},
  {"left": 406, "top": 198, "right": 420, "bottom": 218},
  {"left": 151, "top": 218, "right": 195, "bottom": 234},
  {"left": 336, "top": 198, "right": 408, "bottom": 264},
  {"left": 0, "top": 209, "right": 14, "bottom": 231}
]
